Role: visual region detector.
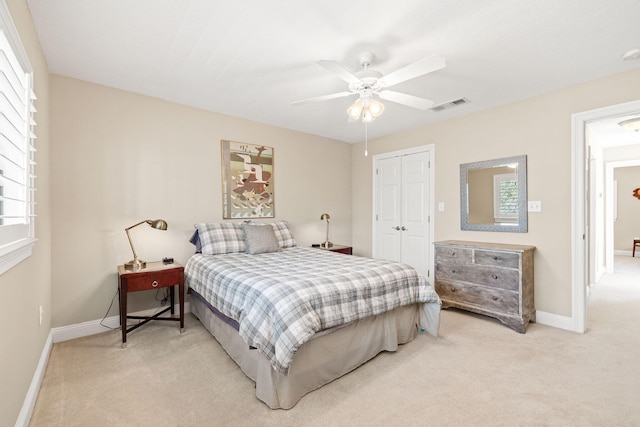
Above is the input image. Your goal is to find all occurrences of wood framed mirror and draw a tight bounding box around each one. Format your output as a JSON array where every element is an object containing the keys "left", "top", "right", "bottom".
[{"left": 460, "top": 155, "right": 527, "bottom": 232}]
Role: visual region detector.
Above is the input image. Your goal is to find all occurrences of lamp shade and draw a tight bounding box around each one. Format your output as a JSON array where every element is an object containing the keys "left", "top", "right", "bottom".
[
  {"left": 347, "top": 100, "right": 363, "bottom": 121},
  {"left": 368, "top": 98, "right": 385, "bottom": 117},
  {"left": 147, "top": 219, "right": 168, "bottom": 230}
]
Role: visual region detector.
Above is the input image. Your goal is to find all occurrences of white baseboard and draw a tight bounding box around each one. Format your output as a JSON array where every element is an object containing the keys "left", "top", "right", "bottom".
[
  {"left": 15, "top": 330, "right": 53, "bottom": 427},
  {"left": 614, "top": 250, "right": 633, "bottom": 256},
  {"left": 52, "top": 302, "right": 191, "bottom": 343},
  {"left": 535, "top": 310, "right": 577, "bottom": 332}
]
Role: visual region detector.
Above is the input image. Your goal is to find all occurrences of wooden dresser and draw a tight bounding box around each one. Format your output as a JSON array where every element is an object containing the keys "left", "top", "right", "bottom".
[{"left": 434, "top": 240, "right": 535, "bottom": 333}]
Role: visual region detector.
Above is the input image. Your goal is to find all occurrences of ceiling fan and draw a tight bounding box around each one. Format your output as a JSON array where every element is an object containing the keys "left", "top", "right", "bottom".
[{"left": 292, "top": 52, "right": 446, "bottom": 122}]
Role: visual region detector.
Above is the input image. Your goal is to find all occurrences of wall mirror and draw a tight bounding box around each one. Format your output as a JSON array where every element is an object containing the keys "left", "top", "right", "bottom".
[{"left": 460, "top": 155, "right": 527, "bottom": 232}]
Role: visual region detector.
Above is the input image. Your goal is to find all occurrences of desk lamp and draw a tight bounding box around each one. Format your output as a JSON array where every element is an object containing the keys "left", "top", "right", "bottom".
[
  {"left": 320, "top": 213, "right": 333, "bottom": 248},
  {"left": 124, "top": 219, "right": 168, "bottom": 270}
]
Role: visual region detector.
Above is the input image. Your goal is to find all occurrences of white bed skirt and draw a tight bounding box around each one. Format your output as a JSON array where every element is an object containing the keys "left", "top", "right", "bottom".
[{"left": 191, "top": 294, "right": 430, "bottom": 409}]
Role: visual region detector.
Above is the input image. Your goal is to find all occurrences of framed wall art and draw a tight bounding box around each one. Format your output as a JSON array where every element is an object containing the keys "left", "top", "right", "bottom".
[{"left": 221, "top": 140, "right": 274, "bottom": 218}]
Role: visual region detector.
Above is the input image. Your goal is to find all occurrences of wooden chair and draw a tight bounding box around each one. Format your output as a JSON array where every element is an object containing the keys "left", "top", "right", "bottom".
[{"left": 634, "top": 238, "right": 640, "bottom": 257}]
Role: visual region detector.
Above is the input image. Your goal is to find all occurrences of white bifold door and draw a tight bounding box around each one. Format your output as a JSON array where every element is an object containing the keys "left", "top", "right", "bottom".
[{"left": 374, "top": 148, "right": 432, "bottom": 280}]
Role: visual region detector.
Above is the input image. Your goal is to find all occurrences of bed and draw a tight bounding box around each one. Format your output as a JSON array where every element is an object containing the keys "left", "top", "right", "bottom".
[{"left": 185, "top": 221, "right": 441, "bottom": 409}]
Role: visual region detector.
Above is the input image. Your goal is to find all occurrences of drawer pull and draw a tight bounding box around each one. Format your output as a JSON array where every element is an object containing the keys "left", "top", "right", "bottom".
[
  {"left": 492, "top": 296, "right": 499, "bottom": 301},
  {"left": 491, "top": 275, "right": 498, "bottom": 280},
  {"left": 450, "top": 287, "right": 456, "bottom": 292},
  {"left": 493, "top": 256, "right": 498, "bottom": 260},
  {"left": 152, "top": 280, "right": 159, "bottom": 287},
  {"left": 451, "top": 269, "right": 456, "bottom": 273}
]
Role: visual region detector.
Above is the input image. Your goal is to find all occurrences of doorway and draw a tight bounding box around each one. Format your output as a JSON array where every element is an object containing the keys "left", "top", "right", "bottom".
[{"left": 572, "top": 99, "right": 640, "bottom": 333}]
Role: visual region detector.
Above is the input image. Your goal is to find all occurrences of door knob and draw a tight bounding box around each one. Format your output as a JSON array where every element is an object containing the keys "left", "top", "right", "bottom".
[
  {"left": 401, "top": 226, "right": 407, "bottom": 231},
  {"left": 392, "top": 226, "right": 401, "bottom": 230}
]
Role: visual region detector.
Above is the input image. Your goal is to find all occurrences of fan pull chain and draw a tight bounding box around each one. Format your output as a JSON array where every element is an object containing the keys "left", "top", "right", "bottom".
[{"left": 364, "top": 122, "right": 368, "bottom": 157}]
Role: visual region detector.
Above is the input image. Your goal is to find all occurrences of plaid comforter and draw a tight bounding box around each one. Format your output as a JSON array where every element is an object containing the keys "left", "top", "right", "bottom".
[{"left": 185, "top": 247, "right": 441, "bottom": 374}]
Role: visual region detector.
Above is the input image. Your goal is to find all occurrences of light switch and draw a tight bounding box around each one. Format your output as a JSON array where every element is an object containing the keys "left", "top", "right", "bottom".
[
  {"left": 438, "top": 202, "right": 445, "bottom": 212},
  {"left": 528, "top": 201, "right": 542, "bottom": 212}
]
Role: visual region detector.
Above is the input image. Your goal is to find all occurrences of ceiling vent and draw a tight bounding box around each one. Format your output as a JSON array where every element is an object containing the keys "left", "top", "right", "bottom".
[{"left": 431, "top": 97, "right": 470, "bottom": 112}]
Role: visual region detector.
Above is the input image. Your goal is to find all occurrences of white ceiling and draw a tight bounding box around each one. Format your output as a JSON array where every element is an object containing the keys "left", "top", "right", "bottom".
[{"left": 26, "top": 0, "right": 640, "bottom": 144}]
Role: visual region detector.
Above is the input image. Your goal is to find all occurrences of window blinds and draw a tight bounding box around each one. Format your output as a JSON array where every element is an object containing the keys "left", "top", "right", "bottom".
[{"left": 0, "top": 29, "right": 36, "bottom": 227}]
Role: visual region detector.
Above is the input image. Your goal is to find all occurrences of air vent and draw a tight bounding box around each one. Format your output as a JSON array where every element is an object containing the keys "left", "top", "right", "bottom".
[{"left": 431, "top": 97, "right": 470, "bottom": 112}]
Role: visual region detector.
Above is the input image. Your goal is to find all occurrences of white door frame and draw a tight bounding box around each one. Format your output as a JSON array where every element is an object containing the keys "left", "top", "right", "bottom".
[
  {"left": 571, "top": 99, "right": 640, "bottom": 333},
  {"left": 372, "top": 144, "right": 435, "bottom": 281}
]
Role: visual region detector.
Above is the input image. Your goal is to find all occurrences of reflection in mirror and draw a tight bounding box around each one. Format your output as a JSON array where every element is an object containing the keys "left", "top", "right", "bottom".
[{"left": 460, "top": 155, "right": 527, "bottom": 232}]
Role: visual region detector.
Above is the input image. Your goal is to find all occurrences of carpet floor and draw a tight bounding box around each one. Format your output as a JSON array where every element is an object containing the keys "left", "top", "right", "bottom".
[{"left": 29, "top": 257, "right": 640, "bottom": 426}]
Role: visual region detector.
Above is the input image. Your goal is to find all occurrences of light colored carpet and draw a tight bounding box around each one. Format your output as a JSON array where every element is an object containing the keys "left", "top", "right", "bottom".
[{"left": 29, "top": 257, "right": 640, "bottom": 426}]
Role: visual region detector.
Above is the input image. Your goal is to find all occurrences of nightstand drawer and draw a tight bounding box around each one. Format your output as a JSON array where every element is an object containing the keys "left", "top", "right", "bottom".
[{"left": 125, "top": 270, "right": 182, "bottom": 291}]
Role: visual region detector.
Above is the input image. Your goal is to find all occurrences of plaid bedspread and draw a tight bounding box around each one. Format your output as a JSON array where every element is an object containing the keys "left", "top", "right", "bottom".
[{"left": 185, "top": 247, "right": 441, "bottom": 374}]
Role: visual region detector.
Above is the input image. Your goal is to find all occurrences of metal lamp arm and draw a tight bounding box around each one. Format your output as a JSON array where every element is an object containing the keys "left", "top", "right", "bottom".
[
  {"left": 125, "top": 220, "right": 153, "bottom": 260},
  {"left": 325, "top": 220, "right": 330, "bottom": 244},
  {"left": 125, "top": 225, "right": 142, "bottom": 260},
  {"left": 125, "top": 220, "right": 149, "bottom": 232}
]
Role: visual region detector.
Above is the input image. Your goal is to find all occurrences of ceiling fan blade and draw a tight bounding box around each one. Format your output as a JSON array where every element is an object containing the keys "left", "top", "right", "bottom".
[
  {"left": 317, "top": 60, "right": 362, "bottom": 85},
  {"left": 378, "top": 90, "right": 434, "bottom": 110},
  {"left": 377, "top": 55, "right": 446, "bottom": 87},
  {"left": 291, "top": 91, "right": 353, "bottom": 106}
]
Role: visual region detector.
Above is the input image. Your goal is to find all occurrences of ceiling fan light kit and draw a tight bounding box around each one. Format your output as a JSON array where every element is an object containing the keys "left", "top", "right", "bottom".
[
  {"left": 348, "top": 97, "right": 385, "bottom": 123},
  {"left": 293, "top": 51, "right": 446, "bottom": 124}
]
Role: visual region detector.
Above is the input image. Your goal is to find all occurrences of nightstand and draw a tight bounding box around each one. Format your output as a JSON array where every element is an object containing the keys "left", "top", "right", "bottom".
[
  {"left": 315, "top": 244, "right": 353, "bottom": 255},
  {"left": 117, "top": 261, "right": 184, "bottom": 347}
]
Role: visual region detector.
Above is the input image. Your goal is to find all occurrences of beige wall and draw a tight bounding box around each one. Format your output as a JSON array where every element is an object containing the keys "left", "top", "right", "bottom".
[
  {"left": 5, "top": 1, "right": 640, "bottom": 422},
  {"left": 1, "top": 1, "right": 51, "bottom": 426},
  {"left": 50, "top": 75, "right": 352, "bottom": 327},
  {"left": 352, "top": 67, "right": 640, "bottom": 318},
  {"left": 614, "top": 166, "right": 640, "bottom": 251}
]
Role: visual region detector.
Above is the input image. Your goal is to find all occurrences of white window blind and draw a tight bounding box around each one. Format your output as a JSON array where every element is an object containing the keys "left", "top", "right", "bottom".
[
  {"left": 493, "top": 173, "right": 518, "bottom": 223},
  {"left": 0, "top": 2, "right": 37, "bottom": 275}
]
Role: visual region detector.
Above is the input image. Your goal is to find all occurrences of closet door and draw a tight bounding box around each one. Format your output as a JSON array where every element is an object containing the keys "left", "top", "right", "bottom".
[
  {"left": 401, "top": 151, "right": 430, "bottom": 278},
  {"left": 376, "top": 156, "right": 403, "bottom": 263},
  {"left": 374, "top": 150, "right": 431, "bottom": 279}
]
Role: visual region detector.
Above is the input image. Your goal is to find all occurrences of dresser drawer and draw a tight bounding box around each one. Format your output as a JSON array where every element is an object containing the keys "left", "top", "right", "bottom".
[
  {"left": 435, "top": 262, "right": 520, "bottom": 291},
  {"left": 435, "top": 281, "right": 519, "bottom": 314},
  {"left": 435, "top": 247, "right": 472, "bottom": 264},
  {"left": 124, "top": 270, "right": 182, "bottom": 292},
  {"left": 474, "top": 250, "right": 520, "bottom": 269}
]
